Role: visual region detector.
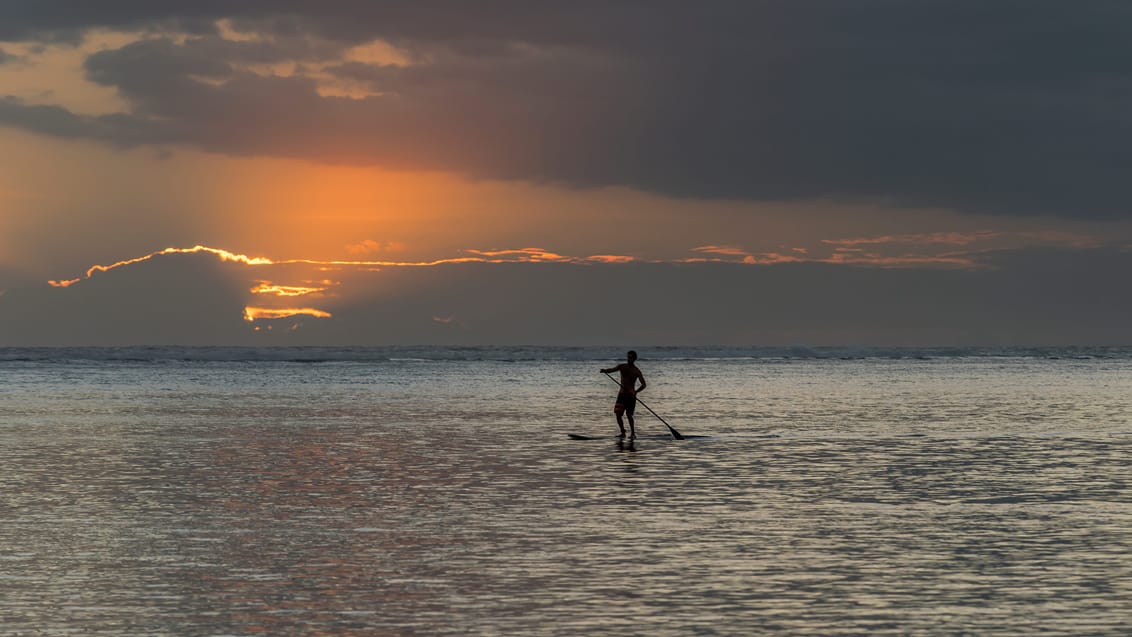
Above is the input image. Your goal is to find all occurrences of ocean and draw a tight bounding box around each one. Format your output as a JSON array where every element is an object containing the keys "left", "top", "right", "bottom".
[{"left": 2, "top": 346, "right": 1131, "bottom": 635}]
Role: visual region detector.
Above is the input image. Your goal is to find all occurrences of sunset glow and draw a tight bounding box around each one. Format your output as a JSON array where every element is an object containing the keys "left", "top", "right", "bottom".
[{"left": 5, "top": 3, "right": 1132, "bottom": 346}]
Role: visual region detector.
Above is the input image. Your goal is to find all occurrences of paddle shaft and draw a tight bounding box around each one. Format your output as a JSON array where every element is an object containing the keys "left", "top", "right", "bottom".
[{"left": 603, "top": 372, "right": 684, "bottom": 440}]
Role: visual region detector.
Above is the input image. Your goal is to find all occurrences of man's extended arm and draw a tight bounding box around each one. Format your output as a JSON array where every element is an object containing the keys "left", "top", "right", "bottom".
[{"left": 600, "top": 364, "right": 622, "bottom": 374}]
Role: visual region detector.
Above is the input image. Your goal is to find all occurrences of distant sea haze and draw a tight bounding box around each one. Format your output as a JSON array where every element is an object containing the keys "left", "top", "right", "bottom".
[
  {"left": 2, "top": 344, "right": 1131, "bottom": 363},
  {"left": 3, "top": 348, "right": 1131, "bottom": 634}
]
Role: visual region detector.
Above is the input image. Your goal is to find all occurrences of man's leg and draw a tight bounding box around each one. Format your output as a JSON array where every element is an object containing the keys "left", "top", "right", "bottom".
[
  {"left": 614, "top": 406, "right": 627, "bottom": 437},
  {"left": 627, "top": 413, "right": 635, "bottom": 439}
]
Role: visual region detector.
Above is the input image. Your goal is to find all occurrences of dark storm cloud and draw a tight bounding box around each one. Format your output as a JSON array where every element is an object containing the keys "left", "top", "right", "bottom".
[
  {"left": 0, "top": 96, "right": 171, "bottom": 146},
  {"left": 3, "top": 1, "right": 1132, "bottom": 217}
]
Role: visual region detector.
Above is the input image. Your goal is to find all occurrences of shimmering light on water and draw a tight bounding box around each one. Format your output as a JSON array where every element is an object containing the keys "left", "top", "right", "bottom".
[{"left": 2, "top": 347, "right": 1131, "bottom": 635}]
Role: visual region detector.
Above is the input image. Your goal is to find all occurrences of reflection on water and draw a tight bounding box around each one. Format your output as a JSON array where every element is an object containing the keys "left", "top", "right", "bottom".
[{"left": 2, "top": 354, "right": 1131, "bottom": 635}]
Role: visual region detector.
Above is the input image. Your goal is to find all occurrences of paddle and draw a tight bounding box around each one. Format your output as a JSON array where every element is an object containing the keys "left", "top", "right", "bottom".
[{"left": 603, "top": 372, "right": 685, "bottom": 440}]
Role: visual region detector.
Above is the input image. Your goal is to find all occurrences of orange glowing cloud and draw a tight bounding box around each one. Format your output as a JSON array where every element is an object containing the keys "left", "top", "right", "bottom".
[
  {"left": 250, "top": 282, "right": 328, "bottom": 297},
  {"left": 44, "top": 244, "right": 643, "bottom": 332},
  {"left": 585, "top": 254, "right": 635, "bottom": 263},
  {"left": 824, "top": 251, "right": 978, "bottom": 268},
  {"left": 822, "top": 232, "right": 1003, "bottom": 247},
  {"left": 464, "top": 248, "right": 636, "bottom": 264},
  {"left": 49, "top": 245, "right": 276, "bottom": 287},
  {"left": 465, "top": 248, "right": 573, "bottom": 262},
  {"left": 688, "top": 242, "right": 978, "bottom": 268},
  {"left": 48, "top": 244, "right": 644, "bottom": 290},
  {"left": 741, "top": 253, "right": 807, "bottom": 265},
  {"left": 47, "top": 234, "right": 1019, "bottom": 322},
  {"left": 693, "top": 245, "right": 751, "bottom": 257},
  {"left": 820, "top": 230, "right": 1100, "bottom": 250},
  {"left": 689, "top": 245, "right": 805, "bottom": 265},
  {"left": 243, "top": 307, "right": 333, "bottom": 321}
]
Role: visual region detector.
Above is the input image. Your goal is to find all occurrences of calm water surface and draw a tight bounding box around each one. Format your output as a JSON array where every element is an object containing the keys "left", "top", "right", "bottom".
[{"left": 2, "top": 347, "right": 1131, "bottom": 635}]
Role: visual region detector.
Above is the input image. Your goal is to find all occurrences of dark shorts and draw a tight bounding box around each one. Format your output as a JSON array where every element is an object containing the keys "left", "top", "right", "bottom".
[{"left": 615, "top": 392, "right": 637, "bottom": 415}]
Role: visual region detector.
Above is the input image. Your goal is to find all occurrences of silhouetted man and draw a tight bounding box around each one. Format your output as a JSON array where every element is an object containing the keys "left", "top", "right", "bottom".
[{"left": 600, "top": 350, "right": 647, "bottom": 438}]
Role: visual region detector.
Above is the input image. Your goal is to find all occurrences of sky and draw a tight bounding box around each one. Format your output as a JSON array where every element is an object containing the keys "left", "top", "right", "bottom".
[{"left": 1, "top": 1, "right": 1131, "bottom": 346}]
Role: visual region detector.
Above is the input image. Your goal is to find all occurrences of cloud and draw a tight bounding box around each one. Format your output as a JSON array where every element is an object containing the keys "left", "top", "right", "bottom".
[
  {"left": 47, "top": 245, "right": 274, "bottom": 287},
  {"left": 693, "top": 246, "right": 749, "bottom": 258},
  {"left": 3, "top": 241, "right": 1132, "bottom": 346},
  {"left": 687, "top": 230, "right": 1119, "bottom": 269},
  {"left": 822, "top": 232, "right": 1006, "bottom": 248},
  {"left": 243, "top": 306, "right": 332, "bottom": 321},
  {"left": 2, "top": 2, "right": 1132, "bottom": 218},
  {"left": 249, "top": 282, "right": 328, "bottom": 297},
  {"left": 585, "top": 254, "right": 635, "bottom": 264},
  {"left": 0, "top": 251, "right": 252, "bottom": 345},
  {"left": 821, "top": 231, "right": 1103, "bottom": 250},
  {"left": 691, "top": 243, "right": 972, "bottom": 268},
  {"left": 44, "top": 244, "right": 641, "bottom": 292},
  {"left": 463, "top": 248, "right": 636, "bottom": 264}
]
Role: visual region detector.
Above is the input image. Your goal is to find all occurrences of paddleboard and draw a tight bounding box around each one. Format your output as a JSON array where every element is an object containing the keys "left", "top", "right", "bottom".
[{"left": 567, "top": 433, "right": 707, "bottom": 441}]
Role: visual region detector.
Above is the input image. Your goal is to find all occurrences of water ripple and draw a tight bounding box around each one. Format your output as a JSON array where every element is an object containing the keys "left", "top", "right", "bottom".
[{"left": 2, "top": 356, "right": 1131, "bottom": 634}]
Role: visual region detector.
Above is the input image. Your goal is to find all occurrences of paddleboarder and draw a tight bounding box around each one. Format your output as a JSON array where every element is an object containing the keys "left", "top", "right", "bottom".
[{"left": 600, "top": 350, "right": 647, "bottom": 439}]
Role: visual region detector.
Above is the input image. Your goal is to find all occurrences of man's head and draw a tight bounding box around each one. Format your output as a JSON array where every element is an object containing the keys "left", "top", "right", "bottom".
[{"left": 627, "top": 350, "right": 637, "bottom": 362}]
